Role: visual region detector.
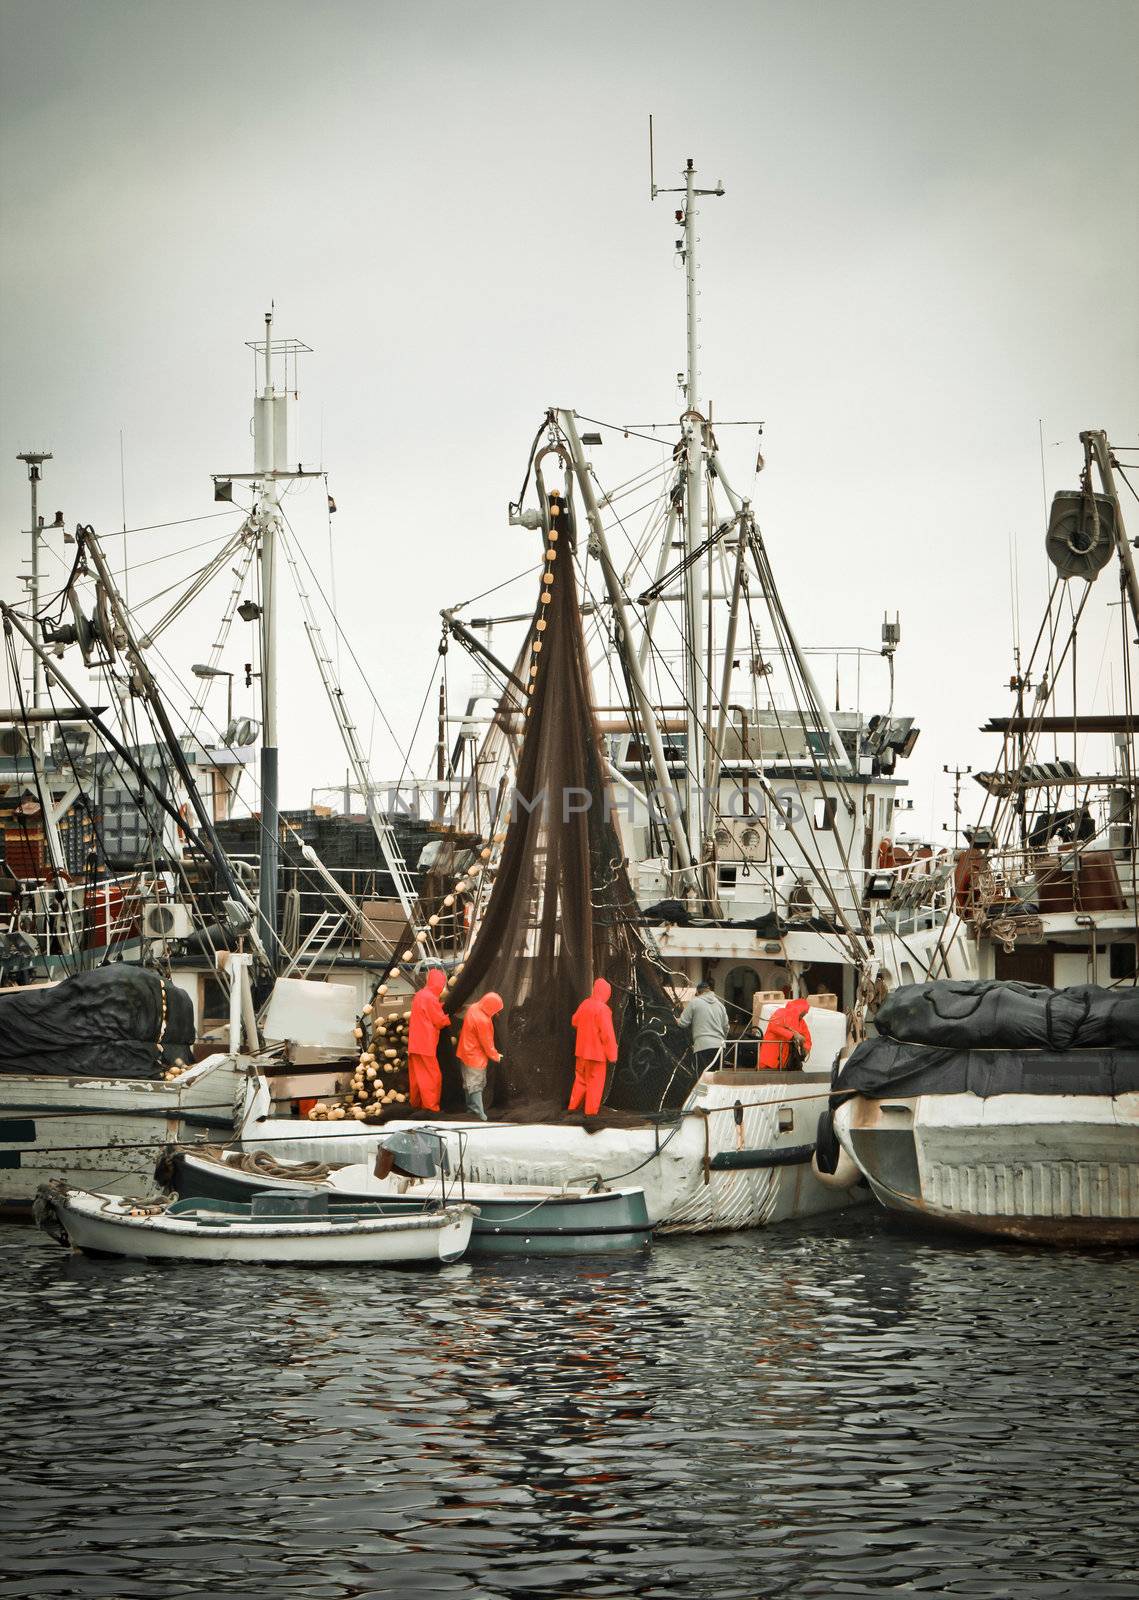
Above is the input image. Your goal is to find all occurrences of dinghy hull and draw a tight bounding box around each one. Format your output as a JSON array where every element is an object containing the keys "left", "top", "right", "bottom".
[
  {"left": 35, "top": 1182, "right": 477, "bottom": 1265},
  {"left": 166, "top": 1148, "right": 654, "bottom": 1255}
]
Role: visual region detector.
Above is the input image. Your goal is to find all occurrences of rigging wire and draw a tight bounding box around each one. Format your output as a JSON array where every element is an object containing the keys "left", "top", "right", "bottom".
[
  {"left": 1112, "top": 463, "right": 1139, "bottom": 505},
  {"left": 579, "top": 444, "right": 872, "bottom": 957},
  {"left": 275, "top": 502, "right": 408, "bottom": 765},
  {"left": 114, "top": 528, "right": 243, "bottom": 578},
  {"left": 449, "top": 560, "right": 545, "bottom": 613},
  {"left": 572, "top": 529, "right": 871, "bottom": 960}
]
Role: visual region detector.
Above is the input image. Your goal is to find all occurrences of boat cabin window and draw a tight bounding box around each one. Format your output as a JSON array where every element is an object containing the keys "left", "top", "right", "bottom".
[
  {"left": 1110, "top": 941, "right": 1137, "bottom": 981},
  {"left": 813, "top": 797, "right": 838, "bottom": 832},
  {"left": 717, "top": 864, "right": 738, "bottom": 891}
]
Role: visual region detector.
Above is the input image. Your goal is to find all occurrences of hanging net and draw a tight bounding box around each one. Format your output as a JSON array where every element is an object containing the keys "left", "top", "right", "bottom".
[{"left": 438, "top": 473, "right": 691, "bottom": 1122}]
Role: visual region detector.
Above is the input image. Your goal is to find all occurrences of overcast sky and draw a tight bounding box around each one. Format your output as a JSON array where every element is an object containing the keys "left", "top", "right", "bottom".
[{"left": 2, "top": 0, "right": 1136, "bottom": 837}]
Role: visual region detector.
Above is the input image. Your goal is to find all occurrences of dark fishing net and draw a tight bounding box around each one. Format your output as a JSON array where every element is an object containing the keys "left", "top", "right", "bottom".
[{"left": 439, "top": 480, "right": 691, "bottom": 1121}]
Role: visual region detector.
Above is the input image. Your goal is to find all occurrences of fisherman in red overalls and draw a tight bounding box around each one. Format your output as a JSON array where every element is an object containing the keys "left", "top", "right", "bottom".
[
  {"left": 407, "top": 967, "right": 450, "bottom": 1112},
  {"left": 568, "top": 978, "right": 618, "bottom": 1116},
  {"left": 456, "top": 992, "right": 504, "bottom": 1121},
  {"left": 758, "top": 997, "right": 812, "bottom": 1070}
]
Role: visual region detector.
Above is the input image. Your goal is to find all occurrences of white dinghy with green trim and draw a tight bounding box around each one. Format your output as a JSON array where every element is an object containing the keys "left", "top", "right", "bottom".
[{"left": 34, "top": 1180, "right": 477, "bottom": 1266}]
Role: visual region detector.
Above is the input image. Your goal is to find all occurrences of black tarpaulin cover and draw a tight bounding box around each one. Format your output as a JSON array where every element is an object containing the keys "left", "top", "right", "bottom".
[
  {"left": 836, "top": 1037, "right": 1139, "bottom": 1100},
  {"left": 874, "top": 980, "right": 1139, "bottom": 1052},
  {"left": 0, "top": 964, "right": 194, "bottom": 1079}
]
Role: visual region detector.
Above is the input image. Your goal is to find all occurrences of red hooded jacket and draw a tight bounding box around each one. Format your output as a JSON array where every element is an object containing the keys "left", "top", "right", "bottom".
[
  {"left": 571, "top": 979, "right": 619, "bottom": 1065},
  {"left": 758, "top": 998, "right": 812, "bottom": 1070},
  {"left": 457, "top": 993, "right": 504, "bottom": 1071},
  {"left": 408, "top": 968, "right": 450, "bottom": 1056}
]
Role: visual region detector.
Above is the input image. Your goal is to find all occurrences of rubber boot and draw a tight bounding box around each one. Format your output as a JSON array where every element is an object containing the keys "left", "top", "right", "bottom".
[{"left": 465, "top": 1089, "right": 488, "bottom": 1121}]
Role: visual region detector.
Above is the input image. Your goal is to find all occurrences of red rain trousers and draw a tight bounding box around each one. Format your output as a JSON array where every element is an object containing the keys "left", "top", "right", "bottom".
[
  {"left": 568, "top": 1057, "right": 607, "bottom": 1116},
  {"left": 408, "top": 1053, "right": 442, "bottom": 1112}
]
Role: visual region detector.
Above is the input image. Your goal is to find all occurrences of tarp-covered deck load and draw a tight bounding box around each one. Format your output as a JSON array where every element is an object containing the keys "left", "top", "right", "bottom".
[
  {"left": 838, "top": 979, "right": 1139, "bottom": 1100},
  {"left": 0, "top": 964, "right": 195, "bottom": 1079}
]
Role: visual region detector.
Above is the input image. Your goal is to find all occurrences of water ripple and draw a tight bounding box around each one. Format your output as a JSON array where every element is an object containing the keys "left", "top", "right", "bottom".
[{"left": 2, "top": 1212, "right": 1137, "bottom": 1597}]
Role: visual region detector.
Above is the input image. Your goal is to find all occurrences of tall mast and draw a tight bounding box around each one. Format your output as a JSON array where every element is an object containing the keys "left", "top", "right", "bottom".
[
  {"left": 211, "top": 312, "right": 312, "bottom": 963},
  {"left": 682, "top": 159, "right": 704, "bottom": 859},
  {"left": 654, "top": 156, "right": 724, "bottom": 858},
  {"left": 16, "top": 450, "right": 52, "bottom": 726},
  {"left": 255, "top": 310, "right": 281, "bottom": 962}
]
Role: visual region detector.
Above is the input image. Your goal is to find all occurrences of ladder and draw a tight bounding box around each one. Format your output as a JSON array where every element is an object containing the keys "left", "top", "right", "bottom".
[
  {"left": 277, "top": 524, "right": 429, "bottom": 947},
  {"left": 276, "top": 910, "right": 348, "bottom": 982}
]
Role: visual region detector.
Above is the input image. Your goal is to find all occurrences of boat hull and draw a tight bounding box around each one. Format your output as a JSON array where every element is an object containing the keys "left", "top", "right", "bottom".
[
  {"left": 36, "top": 1183, "right": 476, "bottom": 1264},
  {"left": 167, "top": 1149, "right": 653, "bottom": 1256},
  {"left": 0, "top": 1054, "right": 253, "bottom": 1216},
  {"left": 835, "top": 1090, "right": 1139, "bottom": 1245},
  {"left": 241, "top": 1072, "right": 862, "bottom": 1232}
]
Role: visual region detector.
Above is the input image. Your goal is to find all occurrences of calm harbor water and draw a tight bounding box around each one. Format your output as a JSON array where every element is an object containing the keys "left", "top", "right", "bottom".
[{"left": 2, "top": 1210, "right": 1137, "bottom": 1599}]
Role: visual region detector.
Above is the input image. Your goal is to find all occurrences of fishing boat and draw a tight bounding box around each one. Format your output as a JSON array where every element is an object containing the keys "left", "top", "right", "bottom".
[
  {"left": 34, "top": 1179, "right": 477, "bottom": 1265},
  {"left": 241, "top": 152, "right": 968, "bottom": 1230},
  {"left": 163, "top": 1145, "right": 654, "bottom": 1255},
  {"left": 0, "top": 959, "right": 261, "bottom": 1216},
  {"left": 242, "top": 1018, "right": 852, "bottom": 1231},
  {"left": 817, "top": 432, "right": 1139, "bottom": 1243}
]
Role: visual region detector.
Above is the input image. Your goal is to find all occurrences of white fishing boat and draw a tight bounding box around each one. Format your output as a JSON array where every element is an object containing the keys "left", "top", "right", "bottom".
[
  {"left": 240, "top": 1004, "right": 856, "bottom": 1230},
  {"left": 34, "top": 1179, "right": 477, "bottom": 1265},
  {"left": 818, "top": 434, "right": 1139, "bottom": 1243},
  {"left": 0, "top": 957, "right": 261, "bottom": 1216}
]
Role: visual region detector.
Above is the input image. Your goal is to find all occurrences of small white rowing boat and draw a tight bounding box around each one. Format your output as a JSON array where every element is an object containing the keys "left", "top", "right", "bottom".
[{"left": 34, "top": 1180, "right": 477, "bottom": 1265}]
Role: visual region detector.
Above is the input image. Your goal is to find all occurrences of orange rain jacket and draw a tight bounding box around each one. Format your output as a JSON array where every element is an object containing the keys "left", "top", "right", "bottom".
[
  {"left": 758, "top": 998, "right": 812, "bottom": 1070},
  {"left": 457, "top": 993, "right": 504, "bottom": 1071},
  {"left": 571, "top": 978, "right": 619, "bottom": 1066},
  {"left": 408, "top": 967, "right": 450, "bottom": 1056}
]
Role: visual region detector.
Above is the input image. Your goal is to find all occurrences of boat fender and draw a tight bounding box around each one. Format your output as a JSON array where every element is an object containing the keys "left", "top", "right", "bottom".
[{"left": 811, "top": 1108, "right": 860, "bottom": 1190}]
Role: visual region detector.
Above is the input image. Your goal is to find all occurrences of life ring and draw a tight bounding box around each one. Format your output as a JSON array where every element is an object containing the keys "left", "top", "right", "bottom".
[
  {"left": 876, "top": 837, "right": 895, "bottom": 870},
  {"left": 811, "top": 1107, "right": 861, "bottom": 1190}
]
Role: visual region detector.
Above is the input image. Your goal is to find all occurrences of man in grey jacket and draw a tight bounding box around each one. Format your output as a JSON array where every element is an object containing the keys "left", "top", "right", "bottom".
[{"left": 680, "top": 979, "right": 730, "bottom": 1075}]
